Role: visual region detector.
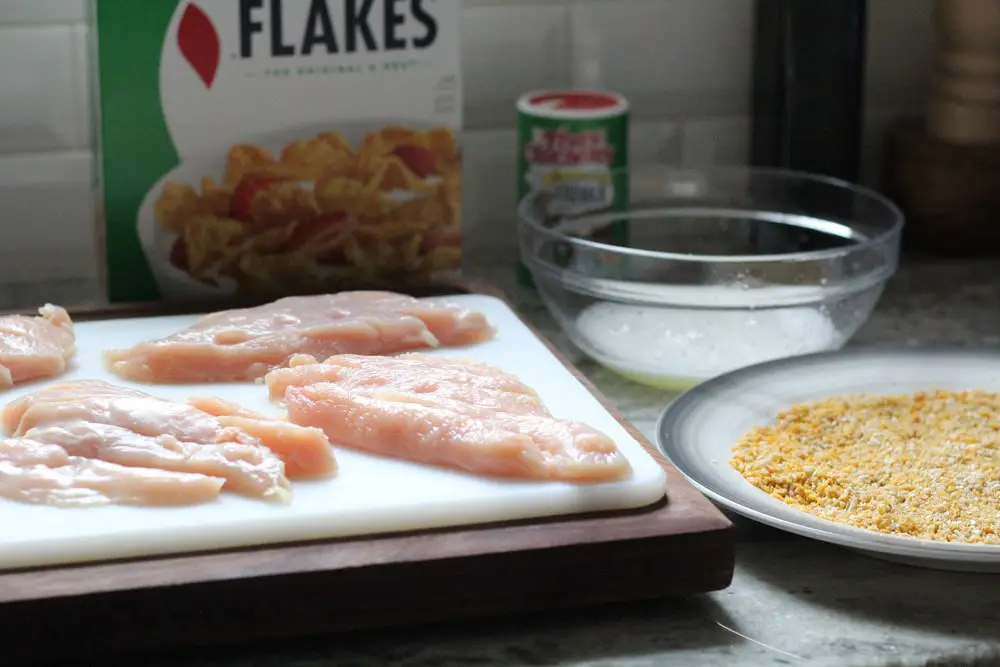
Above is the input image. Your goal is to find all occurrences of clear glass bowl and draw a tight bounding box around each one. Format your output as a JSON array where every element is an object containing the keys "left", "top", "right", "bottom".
[{"left": 517, "top": 165, "right": 904, "bottom": 390}]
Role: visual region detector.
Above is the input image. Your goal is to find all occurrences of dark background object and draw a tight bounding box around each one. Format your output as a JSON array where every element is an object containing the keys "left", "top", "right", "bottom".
[
  {"left": 751, "top": 0, "right": 868, "bottom": 183},
  {"left": 881, "top": 0, "right": 1000, "bottom": 257},
  {"left": 883, "top": 118, "right": 1000, "bottom": 256},
  {"left": 749, "top": 0, "right": 868, "bottom": 253}
]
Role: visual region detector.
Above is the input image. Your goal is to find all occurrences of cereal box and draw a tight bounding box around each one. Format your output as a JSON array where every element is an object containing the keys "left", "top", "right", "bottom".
[{"left": 92, "top": 0, "right": 462, "bottom": 303}]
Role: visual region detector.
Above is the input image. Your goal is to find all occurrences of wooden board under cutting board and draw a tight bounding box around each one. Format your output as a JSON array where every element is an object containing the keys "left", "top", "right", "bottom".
[{"left": 0, "top": 281, "right": 734, "bottom": 666}]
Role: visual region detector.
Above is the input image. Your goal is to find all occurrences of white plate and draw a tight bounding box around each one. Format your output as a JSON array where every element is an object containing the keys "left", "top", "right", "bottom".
[{"left": 656, "top": 348, "right": 1000, "bottom": 573}]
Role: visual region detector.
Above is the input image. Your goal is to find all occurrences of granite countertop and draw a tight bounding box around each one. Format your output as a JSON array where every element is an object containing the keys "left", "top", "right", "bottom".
[{"left": 17, "top": 257, "right": 1000, "bottom": 667}]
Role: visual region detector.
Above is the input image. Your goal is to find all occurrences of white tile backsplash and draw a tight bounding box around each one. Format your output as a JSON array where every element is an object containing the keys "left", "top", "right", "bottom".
[
  {"left": 0, "top": 0, "right": 86, "bottom": 24},
  {"left": 570, "top": 0, "right": 753, "bottom": 119},
  {"left": 461, "top": 4, "right": 569, "bottom": 129},
  {"left": 0, "top": 0, "right": 937, "bottom": 286},
  {"left": 0, "top": 150, "right": 96, "bottom": 282},
  {"left": 0, "top": 25, "right": 80, "bottom": 154},
  {"left": 679, "top": 117, "right": 750, "bottom": 168},
  {"left": 71, "top": 24, "right": 93, "bottom": 153}
]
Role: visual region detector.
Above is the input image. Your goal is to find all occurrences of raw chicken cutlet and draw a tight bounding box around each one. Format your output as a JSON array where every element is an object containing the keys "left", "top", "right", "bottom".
[
  {"left": 266, "top": 353, "right": 550, "bottom": 417},
  {"left": 266, "top": 354, "right": 633, "bottom": 483},
  {"left": 104, "top": 291, "right": 495, "bottom": 384},
  {"left": 0, "top": 304, "right": 76, "bottom": 390},
  {"left": 0, "top": 437, "right": 225, "bottom": 508},
  {"left": 1, "top": 380, "right": 337, "bottom": 507}
]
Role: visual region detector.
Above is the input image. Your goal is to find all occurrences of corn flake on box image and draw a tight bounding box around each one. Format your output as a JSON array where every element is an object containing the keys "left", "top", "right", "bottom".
[{"left": 93, "top": 0, "right": 462, "bottom": 303}]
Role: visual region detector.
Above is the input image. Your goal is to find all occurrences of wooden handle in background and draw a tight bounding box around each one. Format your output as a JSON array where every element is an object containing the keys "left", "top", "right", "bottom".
[{"left": 927, "top": 0, "right": 1000, "bottom": 144}]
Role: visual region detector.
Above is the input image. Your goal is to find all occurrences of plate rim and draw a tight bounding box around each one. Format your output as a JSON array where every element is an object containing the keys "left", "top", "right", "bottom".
[{"left": 655, "top": 345, "right": 1000, "bottom": 564}]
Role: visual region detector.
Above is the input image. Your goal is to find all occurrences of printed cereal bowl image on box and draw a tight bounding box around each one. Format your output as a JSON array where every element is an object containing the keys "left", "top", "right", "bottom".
[
  {"left": 94, "top": 0, "right": 462, "bottom": 303},
  {"left": 137, "top": 122, "right": 462, "bottom": 300}
]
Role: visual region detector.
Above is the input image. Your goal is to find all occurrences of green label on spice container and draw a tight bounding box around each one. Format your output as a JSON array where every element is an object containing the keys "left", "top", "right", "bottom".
[{"left": 516, "top": 90, "right": 630, "bottom": 287}]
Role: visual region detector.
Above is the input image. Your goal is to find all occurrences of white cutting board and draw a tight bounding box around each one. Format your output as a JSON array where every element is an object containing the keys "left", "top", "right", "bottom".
[{"left": 0, "top": 294, "right": 668, "bottom": 571}]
